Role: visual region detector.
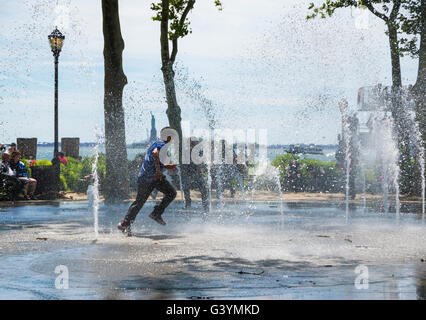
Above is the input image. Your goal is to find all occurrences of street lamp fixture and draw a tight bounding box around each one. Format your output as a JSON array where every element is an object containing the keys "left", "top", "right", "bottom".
[
  {"left": 48, "top": 27, "right": 65, "bottom": 192},
  {"left": 48, "top": 27, "right": 65, "bottom": 57}
]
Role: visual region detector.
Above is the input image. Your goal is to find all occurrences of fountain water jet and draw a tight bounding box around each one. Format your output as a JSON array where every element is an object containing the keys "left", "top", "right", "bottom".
[
  {"left": 360, "top": 156, "right": 367, "bottom": 212},
  {"left": 206, "top": 161, "right": 213, "bottom": 215},
  {"left": 339, "top": 100, "right": 351, "bottom": 222},
  {"left": 238, "top": 174, "right": 246, "bottom": 201},
  {"left": 177, "top": 164, "right": 184, "bottom": 203},
  {"left": 370, "top": 115, "right": 401, "bottom": 218},
  {"left": 87, "top": 130, "right": 102, "bottom": 239},
  {"left": 412, "top": 120, "right": 425, "bottom": 217},
  {"left": 251, "top": 156, "right": 284, "bottom": 218}
]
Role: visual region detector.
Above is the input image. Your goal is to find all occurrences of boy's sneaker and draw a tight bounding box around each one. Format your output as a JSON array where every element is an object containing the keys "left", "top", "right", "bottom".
[
  {"left": 117, "top": 219, "right": 132, "bottom": 236},
  {"left": 149, "top": 213, "right": 166, "bottom": 226}
]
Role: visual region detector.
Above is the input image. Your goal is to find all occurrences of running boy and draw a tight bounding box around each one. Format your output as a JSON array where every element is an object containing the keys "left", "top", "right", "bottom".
[{"left": 117, "top": 127, "right": 177, "bottom": 235}]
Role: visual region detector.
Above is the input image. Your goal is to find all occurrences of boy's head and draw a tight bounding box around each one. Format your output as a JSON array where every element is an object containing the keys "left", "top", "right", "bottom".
[{"left": 160, "top": 127, "right": 173, "bottom": 143}]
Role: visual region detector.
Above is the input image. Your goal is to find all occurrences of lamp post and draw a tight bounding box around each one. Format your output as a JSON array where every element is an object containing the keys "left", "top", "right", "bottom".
[{"left": 48, "top": 27, "right": 65, "bottom": 191}]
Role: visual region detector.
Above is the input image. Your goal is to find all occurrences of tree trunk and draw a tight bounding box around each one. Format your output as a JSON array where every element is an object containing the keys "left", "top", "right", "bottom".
[
  {"left": 386, "top": 22, "right": 412, "bottom": 194},
  {"left": 160, "top": 0, "right": 183, "bottom": 162},
  {"left": 414, "top": 0, "right": 426, "bottom": 153},
  {"left": 387, "top": 23, "right": 403, "bottom": 88},
  {"left": 102, "top": 0, "right": 130, "bottom": 201},
  {"left": 411, "top": 0, "right": 426, "bottom": 195},
  {"left": 162, "top": 64, "right": 183, "bottom": 139}
]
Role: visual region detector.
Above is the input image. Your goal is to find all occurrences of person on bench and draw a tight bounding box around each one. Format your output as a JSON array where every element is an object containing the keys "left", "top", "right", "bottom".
[
  {"left": 0, "top": 152, "right": 23, "bottom": 200},
  {"left": 9, "top": 151, "right": 38, "bottom": 200},
  {"left": 7, "top": 143, "right": 17, "bottom": 154}
]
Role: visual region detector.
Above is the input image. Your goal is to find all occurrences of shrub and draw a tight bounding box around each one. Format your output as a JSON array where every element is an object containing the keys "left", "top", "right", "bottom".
[
  {"left": 60, "top": 157, "right": 84, "bottom": 192},
  {"left": 59, "top": 154, "right": 107, "bottom": 193},
  {"left": 35, "top": 160, "right": 52, "bottom": 166},
  {"left": 271, "top": 154, "right": 343, "bottom": 193},
  {"left": 60, "top": 174, "right": 68, "bottom": 191}
]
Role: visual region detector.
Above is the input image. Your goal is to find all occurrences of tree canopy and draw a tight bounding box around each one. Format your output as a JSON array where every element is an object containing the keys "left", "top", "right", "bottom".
[
  {"left": 151, "top": 0, "right": 222, "bottom": 63},
  {"left": 307, "top": 0, "right": 422, "bottom": 57}
]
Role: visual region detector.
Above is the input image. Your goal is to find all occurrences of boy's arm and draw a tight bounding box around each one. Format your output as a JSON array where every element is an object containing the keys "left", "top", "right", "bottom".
[{"left": 152, "top": 148, "right": 163, "bottom": 181}]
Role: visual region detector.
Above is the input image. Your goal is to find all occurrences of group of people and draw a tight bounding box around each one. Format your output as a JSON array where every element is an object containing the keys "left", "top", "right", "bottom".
[
  {"left": 117, "top": 129, "right": 247, "bottom": 236},
  {"left": 182, "top": 138, "right": 247, "bottom": 213},
  {"left": 0, "top": 143, "right": 38, "bottom": 200}
]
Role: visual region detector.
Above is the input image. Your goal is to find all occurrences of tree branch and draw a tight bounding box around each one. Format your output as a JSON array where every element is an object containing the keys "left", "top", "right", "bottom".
[
  {"left": 390, "top": 0, "right": 401, "bottom": 21},
  {"left": 170, "top": 0, "right": 195, "bottom": 63},
  {"left": 363, "top": 1, "right": 389, "bottom": 22},
  {"left": 171, "top": 38, "right": 178, "bottom": 63},
  {"left": 179, "top": 0, "right": 196, "bottom": 30}
]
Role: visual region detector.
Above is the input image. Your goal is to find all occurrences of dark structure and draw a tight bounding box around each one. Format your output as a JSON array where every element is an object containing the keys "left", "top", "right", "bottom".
[
  {"left": 17, "top": 138, "right": 37, "bottom": 159},
  {"left": 61, "top": 137, "right": 80, "bottom": 159},
  {"left": 31, "top": 166, "right": 58, "bottom": 196}
]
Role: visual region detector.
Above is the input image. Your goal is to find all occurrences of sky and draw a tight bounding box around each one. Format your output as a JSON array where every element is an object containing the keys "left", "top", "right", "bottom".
[{"left": 0, "top": 0, "right": 420, "bottom": 145}]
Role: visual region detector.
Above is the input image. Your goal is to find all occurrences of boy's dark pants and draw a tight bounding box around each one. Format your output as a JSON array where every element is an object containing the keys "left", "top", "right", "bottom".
[{"left": 124, "top": 177, "right": 177, "bottom": 224}]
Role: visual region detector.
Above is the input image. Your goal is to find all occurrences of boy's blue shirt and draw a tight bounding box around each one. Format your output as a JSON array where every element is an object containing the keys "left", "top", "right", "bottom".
[{"left": 138, "top": 139, "right": 167, "bottom": 182}]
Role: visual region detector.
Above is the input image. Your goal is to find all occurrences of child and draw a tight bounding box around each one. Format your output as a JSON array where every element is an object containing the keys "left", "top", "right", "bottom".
[{"left": 117, "top": 127, "right": 177, "bottom": 235}]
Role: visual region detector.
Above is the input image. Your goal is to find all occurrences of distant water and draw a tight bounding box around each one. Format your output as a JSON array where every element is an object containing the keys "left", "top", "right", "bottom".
[
  {"left": 36, "top": 146, "right": 144, "bottom": 161},
  {"left": 36, "top": 145, "right": 337, "bottom": 162},
  {"left": 267, "top": 147, "right": 337, "bottom": 163}
]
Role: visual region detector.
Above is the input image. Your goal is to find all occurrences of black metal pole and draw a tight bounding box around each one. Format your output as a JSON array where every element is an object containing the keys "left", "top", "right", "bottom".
[
  {"left": 54, "top": 54, "right": 59, "bottom": 160},
  {"left": 53, "top": 53, "right": 60, "bottom": 192}
]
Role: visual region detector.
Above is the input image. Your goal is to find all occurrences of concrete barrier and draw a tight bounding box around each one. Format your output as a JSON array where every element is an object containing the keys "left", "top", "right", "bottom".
[
  {"left": 61, "top": 137, "right": 80, "bottom": 158},
  {"left": 17, "top": 138, "right": 37, "bottom": 159}
]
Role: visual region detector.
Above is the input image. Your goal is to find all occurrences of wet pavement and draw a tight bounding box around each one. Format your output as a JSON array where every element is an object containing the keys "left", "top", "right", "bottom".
[{"left": 0, "top": 200, "right": 425, "bottom": 299}]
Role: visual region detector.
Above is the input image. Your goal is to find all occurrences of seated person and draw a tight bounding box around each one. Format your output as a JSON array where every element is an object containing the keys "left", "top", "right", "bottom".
[
  {"left": 1, "top": 152, "right": 14, "bottom": 176},
  {"left": 9, "top": 151, "right": 38, "bottom": 200},
  {"left": 0, "top": 152, "right": 23, "bottom": 200},
  {"left": 7, "top": 142, "right": 17, "bottom": 154}
]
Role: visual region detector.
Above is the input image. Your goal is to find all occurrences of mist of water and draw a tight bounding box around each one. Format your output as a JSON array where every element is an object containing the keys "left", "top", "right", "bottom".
[
  {"left": 87, "top": 131, "right": 102, "bottom": 239},
  {"left": 412, "top": 118, "right": 425, "bottom": 217},
  {"left": 206, "top": 161, "right": 212, "bottom": 215},
  {"left": 339, "top": 100, "right": 351, "bottom": 222},
  {"left": 251, "top": 156, "right": 284, "bottom": 218},
  {"left": 177, "top": 164, "right": 184, "bottom": 203},
  {"left": 370, "top": 115, "right": 401, "bottom": 218}
]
